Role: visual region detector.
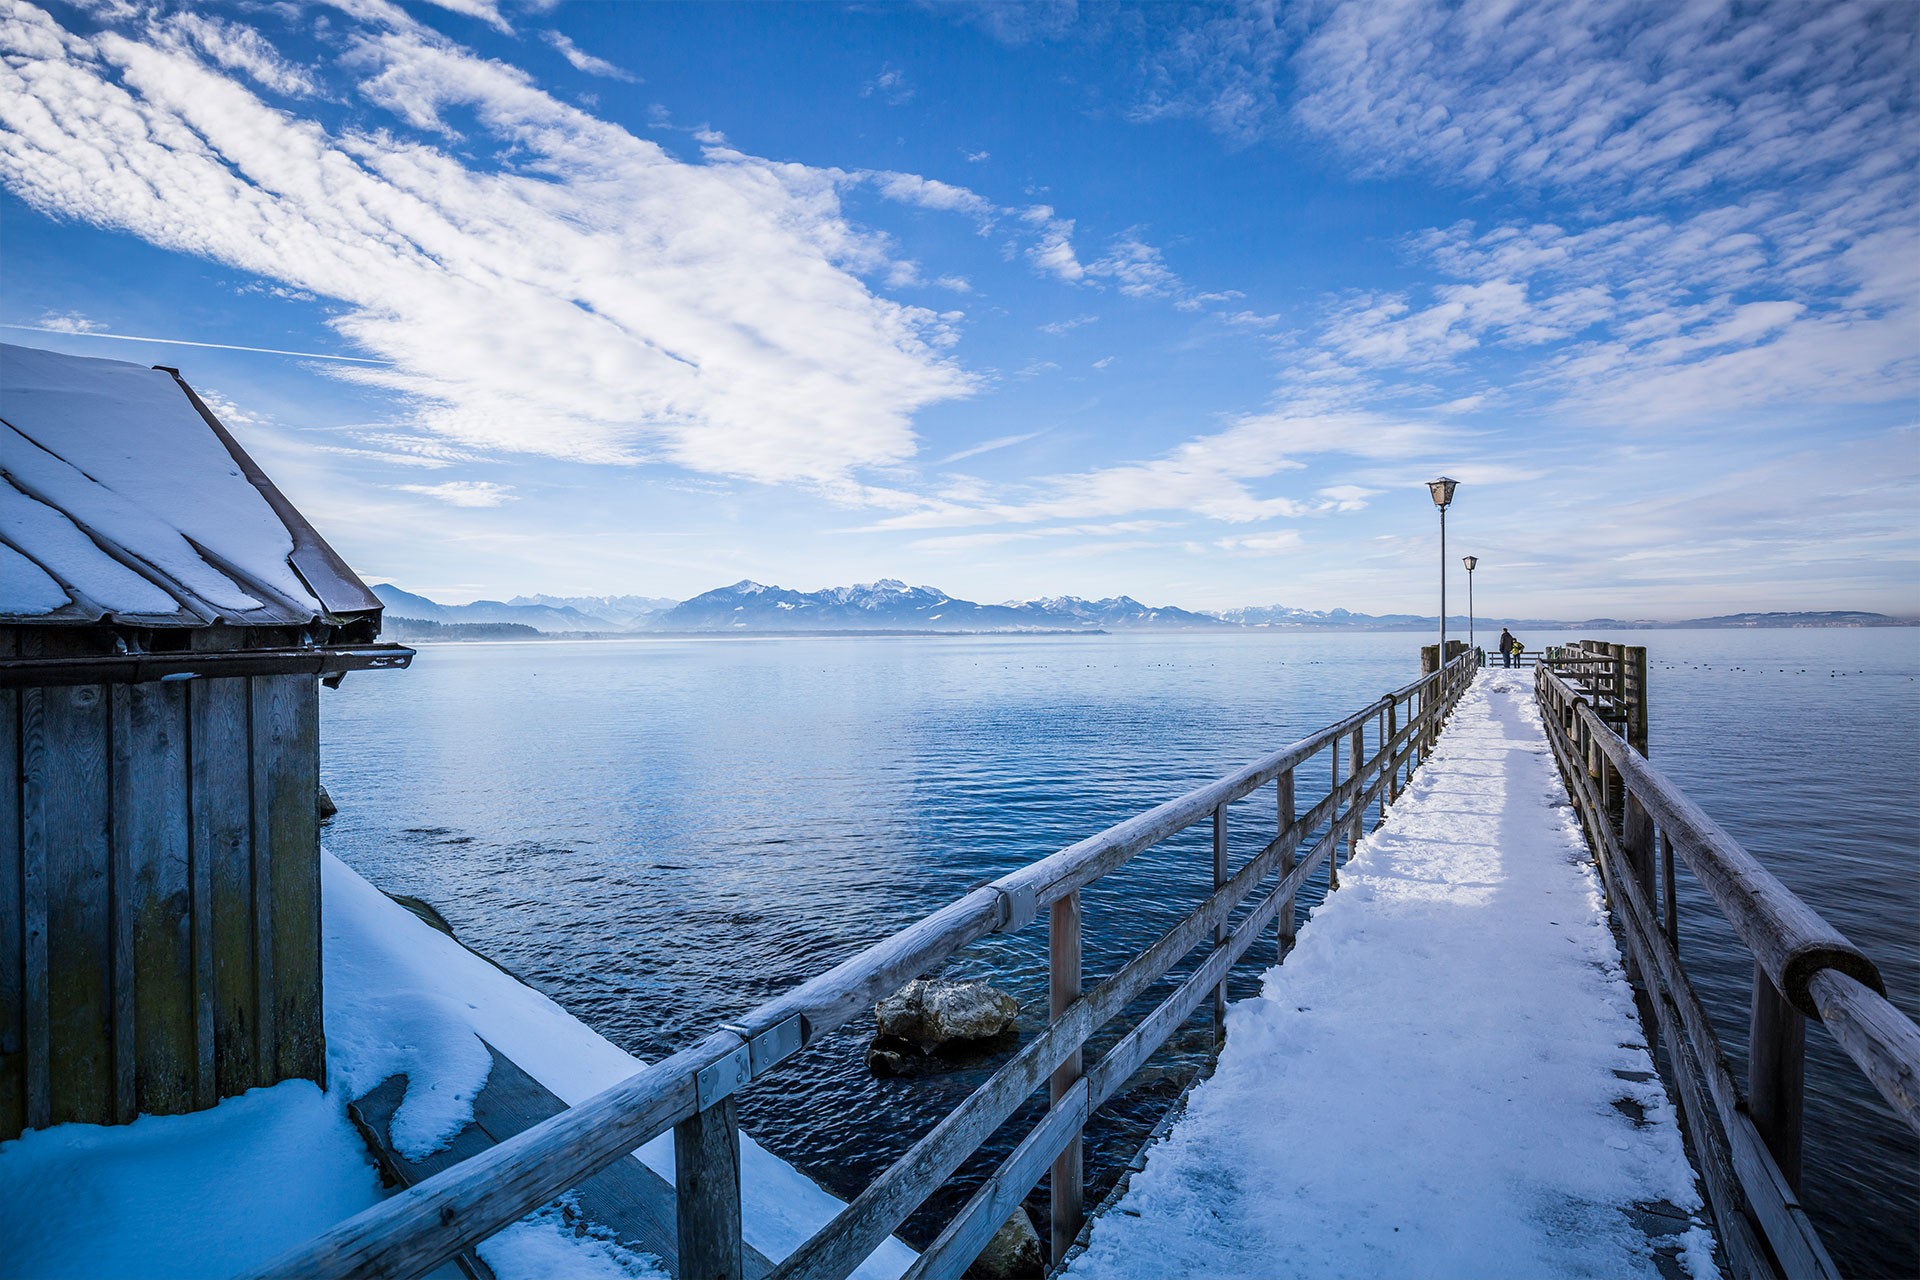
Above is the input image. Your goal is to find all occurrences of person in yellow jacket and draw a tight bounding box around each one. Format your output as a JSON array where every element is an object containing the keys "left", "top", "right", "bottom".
[{"left": 1497, "top": 627, "right": 1520, "bottom": 668}]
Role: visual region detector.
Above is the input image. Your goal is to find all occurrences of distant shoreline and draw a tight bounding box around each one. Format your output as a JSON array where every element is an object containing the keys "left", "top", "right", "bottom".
[{"left": 383, "top": 618, "right": 1919, "bottom": 644}]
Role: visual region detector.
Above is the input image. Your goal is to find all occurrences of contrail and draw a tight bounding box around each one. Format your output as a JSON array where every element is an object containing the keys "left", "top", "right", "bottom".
[{"left": 2, "top": 324, "right": 391, "bottom": 365}]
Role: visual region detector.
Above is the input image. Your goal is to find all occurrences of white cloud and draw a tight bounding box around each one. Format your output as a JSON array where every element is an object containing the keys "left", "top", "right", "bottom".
[
  {"left": 869, "top": 408, "right": 1462, "bottom": 531},
  {"left": 1178, "top": 290, "right": 1246, "bottom": 312},
  {"left": 935, "top": 430, "right": 1045, "bottom": 465},
  {"left": 1086, "top": 233, "right": 1183, "bottom": 299},
  {"left": 417, "top": 0, "right": 513, "bottom": 36},
  {"left": 159, "top": 12, "right": 320, "bottom": 96},
  {"left": 395, "top": 480, "right": 516, "bottom": 506},
  {"left": 1023, "top": 206, "right": 1085, "bottom": 282},
  {"left": 1348, "top": 210, "right": 1920, "bottom": 420},
  {"left": 1117, "top": 0, "right": 1918, "bottom": 432},
  {"left": 195, "top": 389, "right": 267, "bottom": 429},
  {"left": 317, "top": 429, "right": 492, "bottom": 470},
  {"left": 947, "top": 1, "right": 1081, "bottom": 47},
  {"left": 543, "top": 31, "right": 636, "bottom": 82},
  {"left": 1291, "top": 0, "right": 1916, "bottom": 201},
  {"left": 1215, "top": 529, "right": 1304, "bottom": 555},
  {"left": 862, "top": 64, "right": 913, "bottom": 105},
  {"left": 859, "top": 177, "right": 1226, "bottom": 312},
  {"left": 909, "top": 519, "right": 1178, "bottom": 554},
  {"left": 0, "top": 2, "right": 974, "bottom": 486},
  {"left": 964, "top": 149, "right": 989, "bottom": 163},
  {"left": 32, "top": 310, "right": 97, "bottom": 333},
  {"left": 1040, "top": 314, "right": 1098, "bottom": 335},
  {"left": 1317, "top": 484, "right": 1380, "bottom": 512},
  {"left": 864, "top": 169, "right": 997, "bottom": 222},
  {"left": 1129, "top": 3, "right": 1289, "bottom": 145}
]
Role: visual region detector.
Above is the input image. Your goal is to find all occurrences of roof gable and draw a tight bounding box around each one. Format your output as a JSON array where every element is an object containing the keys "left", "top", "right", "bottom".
[{"left": 0, "top": 343, "right": 377, "bottom": 627}]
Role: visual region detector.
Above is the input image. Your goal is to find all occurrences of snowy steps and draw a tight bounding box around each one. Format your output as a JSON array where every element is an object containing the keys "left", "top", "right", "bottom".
[
  {"left": 1607, "top": 1066, "right": 1708, "bottom": 1280},
  {"left": 348, "top": 1040, "right": 773, "bottom": 1280}
]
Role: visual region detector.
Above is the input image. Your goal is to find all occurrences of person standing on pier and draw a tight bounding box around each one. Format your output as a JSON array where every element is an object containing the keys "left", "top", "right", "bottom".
[{"left": 1498, "top": 627, "right": 1518, "bottom": 668}]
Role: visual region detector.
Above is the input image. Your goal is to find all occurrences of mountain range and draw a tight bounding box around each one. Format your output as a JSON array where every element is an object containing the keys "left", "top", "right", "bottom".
[{"left": 370, "top": 583, "right": 1910, "bottom": 637}]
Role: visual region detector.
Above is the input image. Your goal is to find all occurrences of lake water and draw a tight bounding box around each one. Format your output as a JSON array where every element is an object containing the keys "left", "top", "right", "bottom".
[{"left": 319, "top": 628, "right": 1918, "bottom": 1276}]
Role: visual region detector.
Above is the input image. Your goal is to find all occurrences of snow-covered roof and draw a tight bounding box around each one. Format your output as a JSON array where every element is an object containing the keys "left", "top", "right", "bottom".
[{"left": 0, "top": 343, "right": 380, "bottom": 628}]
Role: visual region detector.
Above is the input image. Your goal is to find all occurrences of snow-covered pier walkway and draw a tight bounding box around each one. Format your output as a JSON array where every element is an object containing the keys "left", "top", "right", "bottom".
[{"left": 1068, "top": 672, "right": 1717, "bottom": 1280}]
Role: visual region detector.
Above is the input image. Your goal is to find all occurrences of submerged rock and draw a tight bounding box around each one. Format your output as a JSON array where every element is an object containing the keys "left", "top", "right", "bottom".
[
  {"left": 874, "top": 978, "right": 1019, "bottom": 1052},
  {"left": 864, "top": 1036, "right": 934, "bottom": 1079},
  {"left": 965, "top": 1207, "right": 1044, "bottom": 1280}
]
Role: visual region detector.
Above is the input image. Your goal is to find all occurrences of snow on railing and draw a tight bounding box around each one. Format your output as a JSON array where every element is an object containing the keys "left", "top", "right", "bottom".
[
  {"left": 1535, "top": 661, "right": 1918, "bottom": 1280},
  {"left": 247, "top": 656, "right": 1479, "bottom": 1280}
]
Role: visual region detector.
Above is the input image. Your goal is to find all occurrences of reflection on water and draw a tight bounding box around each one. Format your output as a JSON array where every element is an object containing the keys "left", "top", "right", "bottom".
[{"left": 322, "top": 629, "right": 1917, "bottom": 1274}]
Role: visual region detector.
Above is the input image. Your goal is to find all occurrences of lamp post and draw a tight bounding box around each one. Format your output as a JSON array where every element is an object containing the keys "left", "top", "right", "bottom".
[
  {"left": 1427, "top": 478, "right": 1458, "bottom": 669},
  {"left": 1462, "top": 555, "right": 1478, "bottom": 661}
]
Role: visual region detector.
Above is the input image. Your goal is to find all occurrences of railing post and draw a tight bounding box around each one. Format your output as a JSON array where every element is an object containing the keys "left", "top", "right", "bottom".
[
  {"left": 1328, "top": 738, "right": 1340, "bottom": 892},
  {"left": 1276, "top": 770, "right": 1296, "bottom": 961},
  {"left": 1049, "top": 890, "right": 1083, "bottom": 1261},
  {"left": 1350, "top": 727, "right": 1365, "bottom": 833},
  {"left": 1611, "top": 644, "right": 1627, "bottom": 725},
  {"left": 1418, "top": 683, "right": 1431, "bottom": 760},
  {"left": 1628, "top": 646, "right": 1650, "bottom": 755},
  {"left": 1622, "top": 790, "right": 1658, "bottom": 1054},
  {"left": 1750, "top": 964, "right": 1807, "bottom": 1190},
  {"left": 675, "top": 1093, "right": 745, "bottom": 1280},
  {"left": 1212, "top": 805, "right": 1228, "bottom": 1047},
  {"left": 1661, "top": 831, "right": 1679, "bottom": 952},
  {"left": 1327, "top": 739, "right": 1341, "bottom": 893},
  {"left": 1386, "top": 699, "right": 1400, "bottom": 804}
]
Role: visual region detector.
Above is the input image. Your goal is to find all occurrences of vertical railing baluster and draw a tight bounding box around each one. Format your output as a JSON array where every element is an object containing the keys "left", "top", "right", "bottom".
[
  {"left": 1373, "top": 705, "right": 1387, "bottom": 828},
  {"left": 1212, "top": 805, "right": 1228, "bottom": 1046},
  {"left": 675, "top": 1093, "right": 744, "bottom": 1280},
  {"left": 1328, "top": 739, "right": 1341, "bottom": 892},
  {"left": 1387, "top": 699, "right": 1400, "bottom": 804},
  {"left": 1049, "top": 890, "right": 1083, "bottom": 1262},
  {"left": 1661, "top": 831, "right": 1679, "bottom": 953},
  {"left": 1417, "top": 683, "right": 1428, "bottom": 763},
  {"left": 1749, "top": 964, "right": 1806, "bottom": 1190},
  {"left": 1277, "top": 769, "right": 1296, "bottom": 961},
  {"left": 1622, "top": 788, "right": 1658, "bottom": 1056},
  {"left": 1350, "top": 727, "right": 1365, "bottom": 845}
]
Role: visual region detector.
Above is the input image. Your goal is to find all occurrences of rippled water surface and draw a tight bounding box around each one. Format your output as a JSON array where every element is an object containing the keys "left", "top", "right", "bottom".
[{"left": 321, "top": 629, "right": 1917, "bottom": 1275}]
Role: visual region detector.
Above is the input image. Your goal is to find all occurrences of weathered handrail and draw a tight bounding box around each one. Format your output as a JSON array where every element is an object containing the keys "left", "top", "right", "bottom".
[
  {"left": 1534, "top": 661, "right": 1918, "bottom": 1280},
  {"left": 251, "top": 654, "right": 1477, "bottom": 1280}
]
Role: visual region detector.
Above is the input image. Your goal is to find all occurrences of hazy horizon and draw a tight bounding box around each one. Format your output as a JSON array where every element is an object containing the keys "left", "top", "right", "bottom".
[{"left": 374, "top": 578, "right": 1917, "bottom": 627}]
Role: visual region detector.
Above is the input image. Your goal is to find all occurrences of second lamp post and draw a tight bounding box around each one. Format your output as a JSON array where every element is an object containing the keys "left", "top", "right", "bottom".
[{"left": 1463, "top": 555, "right": 1478, "bottom": 660}]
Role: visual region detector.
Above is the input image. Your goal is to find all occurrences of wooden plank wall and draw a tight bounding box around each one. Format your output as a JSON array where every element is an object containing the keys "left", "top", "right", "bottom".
[{"left": 0, "top": 669, "right": 324, "bottom": 1141}]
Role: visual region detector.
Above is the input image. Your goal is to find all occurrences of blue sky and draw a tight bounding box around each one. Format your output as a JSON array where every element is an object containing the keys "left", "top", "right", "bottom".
[{"left": 2, "top": 0, "right": 1915, "bottom": 619}]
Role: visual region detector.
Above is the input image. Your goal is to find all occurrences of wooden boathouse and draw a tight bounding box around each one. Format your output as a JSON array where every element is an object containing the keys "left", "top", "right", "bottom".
[{"left": 0, "top": 342, "right": 411, "bottom": 1140}]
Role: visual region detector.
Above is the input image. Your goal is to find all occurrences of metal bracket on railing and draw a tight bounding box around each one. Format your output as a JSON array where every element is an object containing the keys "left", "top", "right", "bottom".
[
  {"left": 990, "top": 882, "right": 1037, "bottom": 933},
  {"left": 697, "top": 1013, "right": 807, "bottom": 1109},
  {"left": 696, "top": 1038, "right": 751, "bottom": 1110}
]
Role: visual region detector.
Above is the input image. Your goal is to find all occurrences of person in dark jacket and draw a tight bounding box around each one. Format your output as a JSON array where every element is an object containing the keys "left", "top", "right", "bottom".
[{"left": 1498, "top": 627, "right": 1518, "bottom": 668}]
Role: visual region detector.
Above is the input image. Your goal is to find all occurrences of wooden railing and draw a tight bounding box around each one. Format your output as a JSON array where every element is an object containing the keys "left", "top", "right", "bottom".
[
  {"left": 249, "top": 654, "right": 1478, "bottom": 1280},
  {"left": 1534, "top": 663, "right": 1919, "bottom": 1280},
  {"left": 1540, "top": 641, "right": 1647, "bottom": 751}
]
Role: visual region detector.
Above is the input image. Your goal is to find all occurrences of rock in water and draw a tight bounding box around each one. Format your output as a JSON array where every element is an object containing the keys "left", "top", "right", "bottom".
[
  {"left": 864, "top": 1037, "right": 933, "bottom": 1079},
  {"left": 965, "top": 1207, "right": 1044, "bottom": 1280},
  {"left": 317, "top": 783, "right": 338, "bottom": 822},
  {"left": 874, "top": 978, "right": 1018, "bottom": 1052}
]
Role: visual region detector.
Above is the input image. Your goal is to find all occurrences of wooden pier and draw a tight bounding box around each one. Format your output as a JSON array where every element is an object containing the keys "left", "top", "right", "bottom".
[
  {"left": 244, "top": 647, "right": 1918, "bottom": 1280},
  {"left": 1536, "top": 646, "right": 1915, "bottom": 1280}
]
